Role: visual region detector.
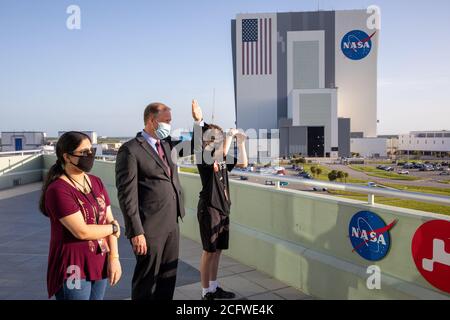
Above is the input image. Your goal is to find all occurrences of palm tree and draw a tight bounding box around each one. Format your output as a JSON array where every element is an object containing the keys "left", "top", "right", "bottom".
[
  {"left": 316, "top": 167, "right": 323, "bottom": 178},
  {"left": 310, "top": 166, "right": 317, "bottom": 178},
  {"left": 343, "top": 172, "right": 349, "bottom": 183}
]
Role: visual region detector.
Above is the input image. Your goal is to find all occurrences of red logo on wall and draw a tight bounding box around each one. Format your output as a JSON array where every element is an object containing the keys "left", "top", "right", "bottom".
[{"left": 411, "top": 220, "right": 450, "bottom": 294}]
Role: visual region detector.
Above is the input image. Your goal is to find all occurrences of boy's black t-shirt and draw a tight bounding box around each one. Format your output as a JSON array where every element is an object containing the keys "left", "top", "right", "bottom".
[{"left": 197, "top": 154, "right": 237, "bottom": 216}]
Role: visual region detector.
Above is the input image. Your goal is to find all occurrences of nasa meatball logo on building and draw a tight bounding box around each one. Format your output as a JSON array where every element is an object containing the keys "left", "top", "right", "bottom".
[
  {"left": 349, "top": 211, "right": 397, "bottom": 261},
  {"left": 341, "top": 29, "right": 376, "bottom": 60}
]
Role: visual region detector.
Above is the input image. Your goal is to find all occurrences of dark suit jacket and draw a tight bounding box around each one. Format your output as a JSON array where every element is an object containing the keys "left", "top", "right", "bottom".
[{"left": 115, "top": 132, "right": 194, "bottom": 239}]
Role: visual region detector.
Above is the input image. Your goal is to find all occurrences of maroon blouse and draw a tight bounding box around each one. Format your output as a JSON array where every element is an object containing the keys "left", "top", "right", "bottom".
[{"left": 44, "top": 174, "right": 111, "bottom": 298}]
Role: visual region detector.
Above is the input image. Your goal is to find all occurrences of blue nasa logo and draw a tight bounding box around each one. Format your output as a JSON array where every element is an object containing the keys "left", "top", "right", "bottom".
[
  {"left": 348, "top": 211, "right": 397, "bottom": 261},
  {"left": 341, "top": 30, "right": 376, "bottom": 60}
]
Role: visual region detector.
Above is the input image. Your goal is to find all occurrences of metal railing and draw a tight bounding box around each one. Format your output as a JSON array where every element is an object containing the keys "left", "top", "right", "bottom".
[
  {"left": 178, "top": 164, "right": 450, "bottom": 207},
  {"left": 0, "top": 149, "right": 44, "bottom": 157}
]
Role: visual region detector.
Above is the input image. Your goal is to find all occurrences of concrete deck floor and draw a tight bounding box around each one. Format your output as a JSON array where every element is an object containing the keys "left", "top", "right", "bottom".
[{"left": 0, "top": 183, "right": 312, "bottom": 300}]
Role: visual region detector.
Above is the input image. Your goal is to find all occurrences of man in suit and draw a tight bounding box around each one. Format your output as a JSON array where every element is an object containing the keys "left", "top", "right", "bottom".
[{"left": 115, "top": 102, "right": 203, "bottom": 300}]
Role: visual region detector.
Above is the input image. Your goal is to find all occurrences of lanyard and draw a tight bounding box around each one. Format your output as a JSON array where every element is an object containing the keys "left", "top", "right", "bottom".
[{"left": 63, "top": 172, "right": 100, "bottom": 224}]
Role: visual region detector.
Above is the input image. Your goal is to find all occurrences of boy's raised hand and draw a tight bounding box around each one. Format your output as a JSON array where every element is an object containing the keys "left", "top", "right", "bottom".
[{"left": 192, "top": 99, "right": 203, "bottom": 122}]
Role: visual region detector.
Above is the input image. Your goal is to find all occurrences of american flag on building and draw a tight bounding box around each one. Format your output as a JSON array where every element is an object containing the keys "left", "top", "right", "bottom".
[{"left": 242, "top": 18, "right": 272, "bottom": 76}]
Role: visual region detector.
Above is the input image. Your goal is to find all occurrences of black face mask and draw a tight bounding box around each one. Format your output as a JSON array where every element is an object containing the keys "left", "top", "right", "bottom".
[{"left": 69, "top": 152, "right": 96, "bottom": 172}]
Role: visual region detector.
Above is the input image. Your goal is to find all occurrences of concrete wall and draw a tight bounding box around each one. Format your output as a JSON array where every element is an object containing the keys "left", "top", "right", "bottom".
[
  {"left": 0, "top": 155, "right": 43, "bottom": 190},
  {"left": 338, "top": 118, "right": 351, "bottom": 158},
  {"left": 41, "top": 155, "right": 450, "bottom": 300},
  {"left": 351, "top": 137, "right": 387, "bottom": 158}
]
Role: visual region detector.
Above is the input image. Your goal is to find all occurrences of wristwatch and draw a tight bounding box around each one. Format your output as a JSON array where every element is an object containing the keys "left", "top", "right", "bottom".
[{"left": 111, "top": 222, "right": 119, "bottom": 235}]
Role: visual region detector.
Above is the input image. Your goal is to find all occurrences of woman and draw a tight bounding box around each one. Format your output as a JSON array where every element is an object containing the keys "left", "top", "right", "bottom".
[
  {"left": 39, "top": 131, "right": 122, "bottom": 300},
  {"left": 192, "top": 100, "right": 248, "bottom": 300}
]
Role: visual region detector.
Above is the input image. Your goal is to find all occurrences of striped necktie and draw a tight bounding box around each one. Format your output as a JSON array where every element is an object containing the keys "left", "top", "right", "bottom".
[{"left": 155, "top": 141, "right": 171, "bottom": 177}]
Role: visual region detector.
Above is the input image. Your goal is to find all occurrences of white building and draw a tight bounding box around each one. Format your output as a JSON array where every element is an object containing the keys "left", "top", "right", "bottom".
[
  {"left": 351, "top": 137, "right": 388, "bottom": 158},
  {"left": 232, "top": 9, "right": 379, "bottom": 158},
  {"left": 58, "top": 131, "right": 98, "bottom": 144},
  {"left": 1, "top": 131, "right": 47, "bottom": 152},
  {"left": 350, "top": 135, "right": 399, "bottom": 158},
  {"left": 398, "top": 131, "right": 450, "bottom": 157}
]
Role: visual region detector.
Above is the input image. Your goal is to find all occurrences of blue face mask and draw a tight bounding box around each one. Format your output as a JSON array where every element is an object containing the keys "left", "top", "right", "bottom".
[{"left": 155, "top": 122, "right": 171, "bottom": 140}]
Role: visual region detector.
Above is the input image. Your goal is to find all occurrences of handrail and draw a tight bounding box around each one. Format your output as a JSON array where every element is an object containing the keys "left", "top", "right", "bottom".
[
  {"left": 0, "top": 149, "right": 44, "bottom": 157},
  {"left": 178, "top": 164, "right": 450, "bottom": 207}
]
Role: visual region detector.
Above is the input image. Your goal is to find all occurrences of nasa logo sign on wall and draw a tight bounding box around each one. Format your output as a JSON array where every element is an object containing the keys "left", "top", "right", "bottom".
[
  {"left": 341, "top": 30, "right": 376, "bottom": 60},
  {"left": 348, "top": 211, "right": 397, "bottom": 261},
  {"left": 411, "top": 219, "right": 450, "bottom": 294}
]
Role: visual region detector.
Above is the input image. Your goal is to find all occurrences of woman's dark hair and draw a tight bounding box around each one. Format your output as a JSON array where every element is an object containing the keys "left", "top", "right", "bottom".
[{"left": 39, "top": 131, "right": 91, "bottom": 216}]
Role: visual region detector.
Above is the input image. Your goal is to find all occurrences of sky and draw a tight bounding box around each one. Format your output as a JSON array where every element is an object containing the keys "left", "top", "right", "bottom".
[{"left": 0, "top": 0, "right": 449, "bottom": 137}]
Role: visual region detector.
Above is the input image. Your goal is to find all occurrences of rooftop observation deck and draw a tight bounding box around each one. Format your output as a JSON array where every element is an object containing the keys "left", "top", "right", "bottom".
[
  {"left": 0, "top": 151, "right": 449, "bottom": 300},
  {"left": 0, "top": 184, "right": 309, "bottom": 300}
]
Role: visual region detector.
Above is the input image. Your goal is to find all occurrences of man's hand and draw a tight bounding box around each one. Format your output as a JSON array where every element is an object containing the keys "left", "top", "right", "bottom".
[
  {"left": 131, "top": 234, "right": 147, "bottom": 255},
  {"left": 192, "top": 99, "right": 203, "bottom": 122}
]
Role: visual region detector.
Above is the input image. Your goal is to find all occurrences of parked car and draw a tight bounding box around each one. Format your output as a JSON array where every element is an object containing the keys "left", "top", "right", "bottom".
[
  {"left": 398, "top": 170, "right": 409, "bottom": 175},
  {"left": 368, "top": 182, "right": 377, "bottom": 187},
  {"left": 403, "top": 163, "right": 414, "bottom": 169},
  {"left": 312, "top": 187, "right": 328, "bottom": 192},
  {"left": 280, "top": 181, "right": 289, "bottom": 187},
  {"left": 239, "top": 176, "right": 249, "bottom": 181},
  {"left": 439, "top": 171, "right": 450, "bottom": 176},
  {"left": 265, "top": 180, "right": 275, "bottom": 186},
  {"left": 384, "top": 166, "right": 394, "bottom": 172},
  {"left": 420, "top": 165, "right": 434, "bottom": 171},
  {"left": 298, "top": 172, "right": 313, "bottom": 179}
]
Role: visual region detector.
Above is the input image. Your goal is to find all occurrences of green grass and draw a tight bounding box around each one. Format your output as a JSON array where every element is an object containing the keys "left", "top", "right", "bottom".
[
  {"left": 349, "top": 165, "right": 420, "bottom": 181},
  {"left": 180, "top": 167, "right": 199, "bottom": 174},
  {"left": 438, "top": 180, "right": 450, "bottom": 185},
  {"left": 365, "top": 160, "right": 394, "bottom": 165},
  {"left": 300, "top": 164, "right": 367, "bottom": 184},
  {"left": 328, "top": 190, "right": 450, "bottom": 216},
  {"left": 380, "top": 183, "right": 450, "bottom": 197}
]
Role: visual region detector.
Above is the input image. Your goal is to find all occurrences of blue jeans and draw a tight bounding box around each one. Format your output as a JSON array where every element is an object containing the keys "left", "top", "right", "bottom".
[{"left": 55, "top": 279, "right": 107, "bottom": 300}]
